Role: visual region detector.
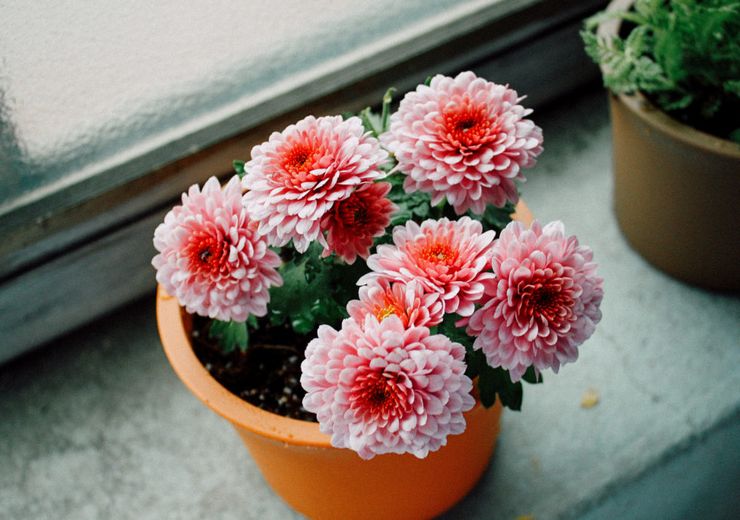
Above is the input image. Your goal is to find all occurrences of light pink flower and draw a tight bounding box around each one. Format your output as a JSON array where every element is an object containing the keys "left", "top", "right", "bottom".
[
  {"left": 359, "top": 217, "right": 496, "bottom": 316},
  {"left": 381, "top": 71, "right": 543, "bottom": 214},
  {"left": 321, "top": 182, "right": 397, "bottom": 264},
  {"left": 466, "top": 220, "right": 603, "bottom": 381},
  {"left": 152, "top": 176, "right": 283, "bottom": 321},
  {"left": 301, "top": 316, "right": 475, "bottom": 460},
  {"left": 242, "top": 115, "right": 388, "bottom": 252},
  {"left": 347, "top": 279, "right": 444, "bottom": 328}
]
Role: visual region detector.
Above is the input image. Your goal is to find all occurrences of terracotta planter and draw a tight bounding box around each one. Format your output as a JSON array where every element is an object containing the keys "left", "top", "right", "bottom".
[
  {"left": 157, "top": 202, "right": 533, "bottom": 519},
  {"left": 599, "top": 0, "right": 740, "bottom": 291}
]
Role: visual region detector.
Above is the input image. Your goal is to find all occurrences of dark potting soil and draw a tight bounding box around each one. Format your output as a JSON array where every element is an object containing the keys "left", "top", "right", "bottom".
[{"left": 190, "top": 316, "right": 317, "bottom": 422}]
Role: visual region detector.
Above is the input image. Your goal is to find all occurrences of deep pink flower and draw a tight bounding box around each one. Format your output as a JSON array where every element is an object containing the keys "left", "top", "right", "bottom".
[
  {"left": 359, "top": 217, "right": 496, "bottom": 316},
  {"left": 321, "top": 182, "right": 397, "bottom": 264},
  {"left": 381, "top": 71, "right": 543, "bottom": 214},
  {"left": 346, "top": 279, "right": 444, "bottom": 328},
  {"left": 466, "top": 220, "right": 603, "bottom": 381},
  {"left": 242, "top": 115, "right": 388, "bottom": 252},
  {"left": 301, "top": 316, "right": 475, "bottom": 460},
  {"left": 152, "top": 176, "right": 282, "bottom": 321}
]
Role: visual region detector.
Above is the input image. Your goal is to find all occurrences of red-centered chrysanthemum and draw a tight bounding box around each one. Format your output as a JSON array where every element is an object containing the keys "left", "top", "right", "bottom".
[
  {"left": 347, "top": 279, "right": 444, "bottom": 328},
  {"left": 152, "top": 176, "right": 283, "bottom": 321},
  {"left": 381, "top": 71, "right": 543, "bottom": 214},
  {"left": 359, "top": 217, "right": 496, "bottom": 316},
  {"left": 321, "top": 182, "right": 397, "bottom": 264},
  {"left": 466, "top": 220, "right": 603, "bottom": 381},
  {"left": 242, "top": 115, "right": 388, "bottom": 252},
  {"left": 301, "top": 316, "right": 475, "bottom": 460}
]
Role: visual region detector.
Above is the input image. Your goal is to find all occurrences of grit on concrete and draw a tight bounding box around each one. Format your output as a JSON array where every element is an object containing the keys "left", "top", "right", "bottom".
[{"left": 1, "top": 90, "right": 738, "bottom": 520}]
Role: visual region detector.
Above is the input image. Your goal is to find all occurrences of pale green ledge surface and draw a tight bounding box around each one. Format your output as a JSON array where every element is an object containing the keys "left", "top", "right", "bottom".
[{"left": 1, "top": 91, "right": 738, "bottom": 519}]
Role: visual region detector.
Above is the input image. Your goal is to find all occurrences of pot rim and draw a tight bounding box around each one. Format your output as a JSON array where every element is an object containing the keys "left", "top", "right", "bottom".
[
  {"left": 596, "top": 0, "right": 740, "bottom": 158},
  {"left": 157, "top": 284, "right": 331, "bottom": 447},
  {"left": 157, "top": 201, "right": 533, "bottom": 448}
]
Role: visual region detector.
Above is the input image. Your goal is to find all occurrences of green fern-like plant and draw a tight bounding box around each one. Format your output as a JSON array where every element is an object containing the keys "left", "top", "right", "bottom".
[{"left": 582, "top": 0, "right": 740, "bottom": 142}]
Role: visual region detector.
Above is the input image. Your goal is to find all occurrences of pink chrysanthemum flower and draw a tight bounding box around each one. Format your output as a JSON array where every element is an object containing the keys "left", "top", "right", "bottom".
[
  {"left": 359, "top": 217, "right": 496, "bottom": 316},
  {"left": 152, "top": 176, "right": 283, "bottom": 322},
  {"left": 321, "top": 182, "right": 397, "bottom": 264},
  {"left": 466, "top": 220, "right": 603, "bottom": 381},
  {"left": 346, "top": 279, "right": 444, "bottom": 328},
  {"left": 381, "top": 71, "right": 543, "bottom": 214},
  {"left": 242, "top": 115, "right": 388, "bottom": 252},
  {"left": 301, "top": 315, "right": 475, "bottom": 460}
]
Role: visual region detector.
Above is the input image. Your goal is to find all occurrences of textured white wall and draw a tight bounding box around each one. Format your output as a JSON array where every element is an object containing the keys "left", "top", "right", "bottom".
[{"left": 0, "top": 0, "right": 497, "bottom": 205}]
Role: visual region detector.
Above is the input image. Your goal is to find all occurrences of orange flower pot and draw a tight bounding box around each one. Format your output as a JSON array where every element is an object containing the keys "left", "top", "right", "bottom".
[{"left": 157, "top": 202, "right": 533, "bottom": 519}]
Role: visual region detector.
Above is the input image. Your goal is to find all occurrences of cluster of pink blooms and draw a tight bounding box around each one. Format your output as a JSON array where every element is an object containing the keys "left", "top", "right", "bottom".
[
  {"left": 302, "top": 215, "right": 602, "bottom": 459},
  {"left": 359, "top": 217, "right": 496, "bottom": 317},
  {"left": 242, "top": 115, "right": 395, "bottom": 262},
  {"left": 153, "top": 71, "right": 603, "bottom": 460}
]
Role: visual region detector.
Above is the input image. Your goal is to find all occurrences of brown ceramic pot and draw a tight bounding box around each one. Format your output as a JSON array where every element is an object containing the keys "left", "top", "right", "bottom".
[
  {"left": 600, "top": 0, "right": 740, "bottom": 291},
  {"left": 157, "top": 202, "right": 533, "bottom": 519}
]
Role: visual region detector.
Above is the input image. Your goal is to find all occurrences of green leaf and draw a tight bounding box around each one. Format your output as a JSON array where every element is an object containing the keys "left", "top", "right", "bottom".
[
  {"left": 438, "top": 313, "right": 474, "bottom": 350},
  {"left": 232, "top": 160, "right": 246, "bottom": 178},
  {"left": 522, "top": 366, "right": 543, "bottom": 384},
  {"left": 490, "top": 367, "right": 523, "bottom": 410},
  {"left": 269, "top": 257, "right": 311, "bottom": 317},
  {"left": 724, "top": 80, "right": 740, "bottom": 96},
  {"left": 208, "top": 320, "right": 248, "bottom": 353},
  {"left": 464, "top": 348, "right": 485, "bottom": 381},
  {"left": 291, "top": 313, "right": 315, "bottom": 335},
  {"left": 380, "top": 87, "right": 396, "bottom": 133},
  {"left": 477, "top": 362, "right": 498, "bottom": 408},
  {"left": 359, "top": 107, "right": 383, "bottom": 137},
  {"left": 385, "top": 172, "right": 434, "bottom": 227},
  {"left": 267, "top": 241, "right": 358, "bottom": 337},
  {"left": 469, "top": 201, "right": 515, "bottom": 233},
  {"left": 475, "top": 360, "right": 523, "bottom": 410}
]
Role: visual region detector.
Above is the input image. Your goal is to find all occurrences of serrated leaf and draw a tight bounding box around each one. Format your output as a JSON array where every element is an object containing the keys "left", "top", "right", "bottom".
[
  {"left": 492, "top": 367, "right": 523, "bottom": 410},
  {"left": 208, "top": 320, "right": 248, "bottom": 353},
  {"left": 464, "top": 348, "right": 486, "bottom": 380},
  {"left": 439, "top": 313, "right": 474, "bottom": 349},
  {"left": 522, "top": 366, "right": 543, "bottom": 384},
  {"left": 268, "top": 241, "right": 361, "bottom": 336},
  {"left": 359, "top": 107, "right": 383, "bottom": 137},
  {"left": 477, "top": 363, "right": 498, "bottom": 408},
  {"left": 469, "top": 201, "right": 515, "bottom": 233},
  {"left": 291, "top": 313, "right": 316, "bottom": 335},
  {"left": 476, "top": 363, "right": 523, "bottom": 410}
]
